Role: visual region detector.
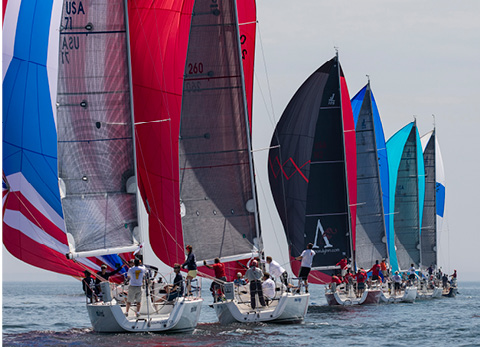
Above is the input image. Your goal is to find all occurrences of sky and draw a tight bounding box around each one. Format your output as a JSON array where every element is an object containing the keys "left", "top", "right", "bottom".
[{"left": 3, "top": 0, "right": 480, "bottom": 282}]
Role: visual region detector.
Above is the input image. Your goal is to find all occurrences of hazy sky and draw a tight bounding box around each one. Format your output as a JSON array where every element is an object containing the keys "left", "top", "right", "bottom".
[{"left": 3, "top": 1, "right": 479, "bottom": 281}]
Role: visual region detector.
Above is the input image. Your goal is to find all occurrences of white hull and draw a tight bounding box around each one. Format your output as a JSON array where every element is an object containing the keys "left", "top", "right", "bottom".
[
  {"left": 325, "top": 288, "right": 381, "bottom": 306},
  {"left": 416, "top": 286, "right": 443, "bottom": 300},
  {"left": 213, "top": 293, "right": 309, "bottom": 325},
  {"left": 380, "top": 286, "right": 417, "bottom": 303},
  {"left": 87, "top": 297, "right": 203, "bottom": 333}
]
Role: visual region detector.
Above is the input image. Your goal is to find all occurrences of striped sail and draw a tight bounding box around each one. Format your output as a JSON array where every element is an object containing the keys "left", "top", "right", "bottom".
[{"left": 2, "top": 0, "right": 120, "bottom": 277}]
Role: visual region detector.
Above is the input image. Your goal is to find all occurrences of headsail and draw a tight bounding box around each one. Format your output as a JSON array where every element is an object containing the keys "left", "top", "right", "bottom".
[
  {"left": 386, "top": 122, "right": 425, "bottom": 271},
  {"left": 2, "top": 0, "right": 108, "bottom": 277},
  {"left": 350, "top": 82, "right": 389, "bottom": 269},
  {"left": 268, "top": 55, "right": 356, "bottom": 284},
  {"left": 179, "top": 0, "right": 260, "bottom": 278}
]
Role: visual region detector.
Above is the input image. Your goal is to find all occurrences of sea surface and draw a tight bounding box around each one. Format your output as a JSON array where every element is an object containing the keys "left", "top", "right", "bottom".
[{"left": 2, "top": 281, "right": 479, "bottom": 346}]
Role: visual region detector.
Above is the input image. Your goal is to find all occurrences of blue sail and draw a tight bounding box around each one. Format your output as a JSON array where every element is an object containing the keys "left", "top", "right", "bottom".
[
  {"left": 386, "top": 122, "right": 425, "bottom": 272},
  {"left": 351, "top": 84, "right": 390, "bottom": 267}
]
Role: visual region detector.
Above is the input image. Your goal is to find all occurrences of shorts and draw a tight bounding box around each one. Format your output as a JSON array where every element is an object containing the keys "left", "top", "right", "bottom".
[
  {"left": 187, "top": 270, "right": 197, "bottom": 278},
  {"left": 357, "top": 282, "right": 365, "bottom": 290},
  {"left": 372, "top": 274, "right": 379, "bottom": 281},
  {"left": 298, "top": 267, "right": 311, "bottom": 280},
  {"left": 394, "top": 282, "right": 401, "bottom": 290},
  {"left": 166, "top": 291, "right": 180, "bottom": 301},
  {"left": 127, "top": 285, "right": 142, "bottom": 303},
  {"left": 408, "top": 274, "right": 415, "bottom": 280}
]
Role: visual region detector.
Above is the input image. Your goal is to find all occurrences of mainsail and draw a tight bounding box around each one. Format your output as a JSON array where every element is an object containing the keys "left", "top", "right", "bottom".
[
  {"left": 350, "top": 82, "right": 389, "bottom": 269},
  {"left": 268, "top": 55, "right": 356, "bottom": 284},
  {"left": 179, "top": 0, "right": 260, "bottom": 278},
  {"left": 2, "top": 0, "right": 122, "bottom": 277},
  {"left": 57, "top": 0, "right": 139, "bottom": 260},
  {"left": 420, "top": 129, "right": 445, "bottom": 269},
  {"left": 386, "top": 122, "right": 425, "bottom": 271}
]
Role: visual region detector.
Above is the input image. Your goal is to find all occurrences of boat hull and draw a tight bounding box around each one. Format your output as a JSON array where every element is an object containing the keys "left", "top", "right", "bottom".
[
  {"left": 87, "top": 298, "right": 203, "bottom": 333},
  {"left": 325, "top": 289, "right": 381, "bottom": 306},
  {"left": 442, "top": 286, "right": 457, "bottom": 297},
  {"left": 380, "top": 287, "right": 417, "bottom": 303},
  {"left": 416, "top": 286, "right": 442, "bottom": 300},
  {"left": 213, "top": 293, "right": 309, "bottom": 325}
]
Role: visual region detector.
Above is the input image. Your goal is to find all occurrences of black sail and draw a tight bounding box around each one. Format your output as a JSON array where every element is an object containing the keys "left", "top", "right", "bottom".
[{"left": 268, "top": 57, "right": 351, "bottom": 273}]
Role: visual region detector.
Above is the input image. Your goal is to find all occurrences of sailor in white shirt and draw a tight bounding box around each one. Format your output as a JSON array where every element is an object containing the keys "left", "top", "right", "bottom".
[
  {"left": 262, "top": 272, "right": 276, "bottom": 301},
  {"left": 295, "top": 243, "right": 316, "bottom": 293},
  {"left": 266, "top": 256, "right": 289, "bottom": 290}
]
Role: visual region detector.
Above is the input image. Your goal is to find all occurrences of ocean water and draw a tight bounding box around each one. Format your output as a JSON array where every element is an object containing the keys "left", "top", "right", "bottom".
[{"left": 3, "top": 281, "right": 479, "bottom": 346}]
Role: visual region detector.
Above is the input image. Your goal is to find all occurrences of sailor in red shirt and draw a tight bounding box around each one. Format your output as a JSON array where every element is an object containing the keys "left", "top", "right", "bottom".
[
  {"left": 367, "top": 260, "right": 382, "bottom": 282},
  {"left": 204, "top": 258, "right": 227, "bottom": 302},
  {"left": 355, "top": 268, "right": 367, "bottom": 297},
  {"left": 330, "top": 275, "right": 342, "bottom": 292},
  {"left": 336, "top": 257, "right": 349, "bottom": 277},
  {"left": 343, "top": 269, "right": 355, "bottom": 294}
]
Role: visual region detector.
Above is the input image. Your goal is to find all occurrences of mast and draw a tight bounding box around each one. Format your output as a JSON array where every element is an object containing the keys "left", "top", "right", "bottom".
[
  {"left": 414, "top": 119, "right": 422, "bottom": 269},
  {"left": 123, "top": 0, "right": 142, "bottom": 254},
  {"left": 234, "top": 0, "right": 263, "bottom": 255},
  {"left": 431, "top": 116, "right": 438, "bottom": 268},
  {"left": 336, "top": 50, "right": 354, "bottom": 270}
]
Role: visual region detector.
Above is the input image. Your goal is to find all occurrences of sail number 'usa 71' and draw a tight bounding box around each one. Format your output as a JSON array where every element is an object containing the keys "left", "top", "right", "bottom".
[{"left": 61, "top": 1, "right": 85, "bottom": 65}]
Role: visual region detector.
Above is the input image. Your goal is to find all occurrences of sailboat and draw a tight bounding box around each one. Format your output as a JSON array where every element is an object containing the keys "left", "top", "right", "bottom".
[
  {"left": 351, "top": 83, "right": 416, "bottom": 303},
  {"left": 350, "top": 82, "right": 412, "bottom": 303},
  {"left": 386, "top": 121, "right": 425, "bottom": 273},
  {"left": 267, "top": 54, "right": 379, "bottom": 306},
  {"left": 3, "top": 0, "right": 204, "bottom": 333},
  {"left": 350, "top": 80, "right": 389, "bottom": 272},
  {"left": 173, "top": 0, "right": 309, "bottom": 325},
  {"left": 417, "top": 128, "right": 445, "bottom": 299}
]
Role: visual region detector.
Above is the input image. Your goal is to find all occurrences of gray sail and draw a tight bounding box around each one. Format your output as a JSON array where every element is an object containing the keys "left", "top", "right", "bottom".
[
  {"left": 421, "top": 130, "right": 437, "bottom": 268},
  {"left": 57, "top": 1, "right": 138, "bottom": 257},
  {"left": 354, "top": 84, "right": 388, "bottom": 269},
  {"left": 393, "top": 126, "right": 421, "bottom": 269},
  {"left": 179, "top": 0, "right": 258, "bottom": 262}
]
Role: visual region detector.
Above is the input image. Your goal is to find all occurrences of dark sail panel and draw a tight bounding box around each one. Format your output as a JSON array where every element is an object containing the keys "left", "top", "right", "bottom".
[
  {"left": 268, "top": 57, "right": 351, "bottom": 275},
  {"left": 393, "top": 127, "right": 420, "bottom": 269},
  {"left": 179, "top": 0, "right": 258, "bottom": 262},
  {"left": 421, "top": 131, "right": 437, "bottom": 268},
  {"left": 354, "top": 84, "right": 388, "bottom": 269}
]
